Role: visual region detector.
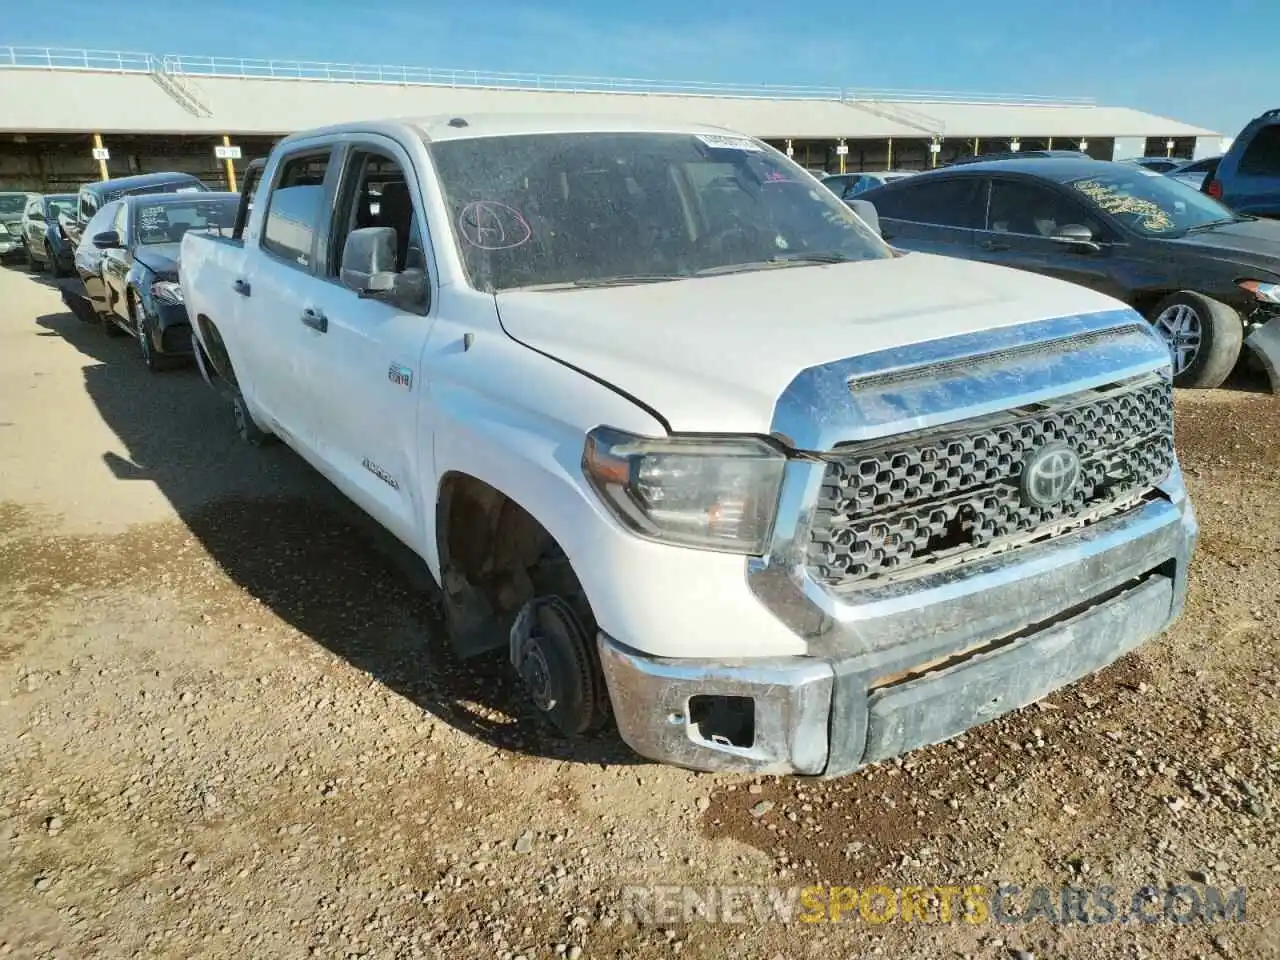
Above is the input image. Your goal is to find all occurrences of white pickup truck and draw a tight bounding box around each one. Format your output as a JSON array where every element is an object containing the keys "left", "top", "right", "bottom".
[{"left": 180, "top": 115, "right": 1197, "bottom": 776}]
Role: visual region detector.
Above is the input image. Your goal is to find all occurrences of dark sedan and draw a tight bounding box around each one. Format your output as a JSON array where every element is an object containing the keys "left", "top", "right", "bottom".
[
  {"left": 860, "top": 158, "right": 1280, "bottom": 388},
  {"left": 93, "top": 192, "right": 238, "bottom": 370},
  {"left": 22, "top": 193, "right": 78, "bottom": 276}
]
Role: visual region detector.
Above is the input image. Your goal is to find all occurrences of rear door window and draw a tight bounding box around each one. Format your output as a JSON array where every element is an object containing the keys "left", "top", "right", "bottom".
[
  {"left": 870, "top": 177, "right": 986, "bottom": 228},
  {"left": 1238, "top": 124, "right": 1280, "bottom": 176},
  {"left": 261, "top": 151, "right": 333, "bottom": 270}
]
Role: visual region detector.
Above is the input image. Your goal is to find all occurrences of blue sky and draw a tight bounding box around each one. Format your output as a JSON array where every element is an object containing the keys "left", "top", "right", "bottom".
[{"left": 7, "top": 0, "right": 1272, "bottom": 134}]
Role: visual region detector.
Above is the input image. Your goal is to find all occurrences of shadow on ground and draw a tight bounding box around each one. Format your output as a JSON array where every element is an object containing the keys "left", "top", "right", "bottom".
[{"left": 34, "top": 304, "right": 638, "bottom": 768}]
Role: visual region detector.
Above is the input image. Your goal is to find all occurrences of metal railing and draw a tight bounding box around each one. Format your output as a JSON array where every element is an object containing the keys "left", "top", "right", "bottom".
[{"left": 0, "top": 45, "right": 1098, "bottom": 107}]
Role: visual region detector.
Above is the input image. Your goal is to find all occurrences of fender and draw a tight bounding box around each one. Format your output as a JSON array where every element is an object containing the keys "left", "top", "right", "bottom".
[{"left": 1245, "top": 315, "right": 1280, "bottom": 394}]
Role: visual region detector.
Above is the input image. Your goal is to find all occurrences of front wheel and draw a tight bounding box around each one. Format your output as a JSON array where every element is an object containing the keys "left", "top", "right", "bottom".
[{"left": 1149, "top": 291, "right": 1243, "bottom": 389}]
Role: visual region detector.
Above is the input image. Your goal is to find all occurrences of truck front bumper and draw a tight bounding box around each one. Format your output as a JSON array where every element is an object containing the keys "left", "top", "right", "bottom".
[{"left": 598, "top": 490, "right": 1197, "bottom": 777}]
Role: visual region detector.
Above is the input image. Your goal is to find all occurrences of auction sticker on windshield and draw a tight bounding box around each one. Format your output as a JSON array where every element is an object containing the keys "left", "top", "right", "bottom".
[{"left": 696, "top": 134, "right": 763, "bottom": 152}]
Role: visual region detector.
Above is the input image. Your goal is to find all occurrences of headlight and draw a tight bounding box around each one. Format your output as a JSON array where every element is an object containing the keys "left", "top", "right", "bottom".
[
  {"left": 151, "top": 280, "right": 184, "bottom": 304},
  {"left": 1240, "top": 280, "right": 1280, "bottom": 304},
  {"left": 582, "top": 427, "right": 787, "bottom": 554}
]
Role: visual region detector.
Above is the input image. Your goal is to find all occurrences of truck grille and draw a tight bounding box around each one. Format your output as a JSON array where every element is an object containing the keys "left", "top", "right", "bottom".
[{"left": 807, "top": 374, "right": 1174, "bottom": 589}]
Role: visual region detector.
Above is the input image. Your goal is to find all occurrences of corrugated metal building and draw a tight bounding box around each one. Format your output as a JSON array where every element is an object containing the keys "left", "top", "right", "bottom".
[{"left": 0, "top": 46, "right": 1223, "bottom": 191}]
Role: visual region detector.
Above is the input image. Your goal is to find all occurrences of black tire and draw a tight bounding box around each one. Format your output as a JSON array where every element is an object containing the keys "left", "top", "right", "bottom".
[
  {"left": 26, "top": 247, "right": 42, "bottom": 273},
  {"left": 1148, "top": 291, "right": 1243, "bottom": 389},
  {"left": 232, "top": 393, "right": 273, "bottom": 446}
]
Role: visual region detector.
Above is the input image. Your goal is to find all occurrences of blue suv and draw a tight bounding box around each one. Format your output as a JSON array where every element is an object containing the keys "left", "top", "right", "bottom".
[{"left": 1205, "top": 109, "right": 1280, "bottom": 218}]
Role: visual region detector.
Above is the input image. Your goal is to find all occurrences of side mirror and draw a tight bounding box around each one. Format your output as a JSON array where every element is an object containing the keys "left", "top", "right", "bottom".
[
  {"left": 1051, "top": 224, "right": 1100, "bottom": 250},
  {"left": 92, "top": 230, "right": 122, "bottom": 249},
  {"left": 340, "top": 226, "right": 426, "bottom": 309},
  {"left": 848, "top": 198, "right": 881, "bottom": 238}
]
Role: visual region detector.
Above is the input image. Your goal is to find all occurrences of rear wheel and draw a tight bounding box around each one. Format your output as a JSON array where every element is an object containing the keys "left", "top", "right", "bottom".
[
  {"left": 1149, "top": 291, "right": 1243, "bottom": 389},
  {"left": 232, "top": 393, "right": 273, "bottom": 446}
]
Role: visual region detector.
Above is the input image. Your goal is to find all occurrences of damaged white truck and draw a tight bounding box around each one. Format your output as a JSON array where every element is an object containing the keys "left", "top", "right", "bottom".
[{"left": 180, "top": 116, "right": 1198, "bottom": 776}]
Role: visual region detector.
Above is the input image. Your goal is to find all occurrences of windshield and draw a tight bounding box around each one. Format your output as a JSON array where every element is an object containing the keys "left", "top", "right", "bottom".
[
  {"left": 1067, "top": 169, "right": 1238, "bottom": 237},
  {"left": 134, "top": 197, "right": 239, "bottom": 245},
  {"left": 0, "top": 195, "right": 27, "bottom": 216},
  {"left": 46, "top": 196, "right": 77, "bottom": 218},
  {"left": 428, "top": 132, "right": 891, "bottom": 292}
]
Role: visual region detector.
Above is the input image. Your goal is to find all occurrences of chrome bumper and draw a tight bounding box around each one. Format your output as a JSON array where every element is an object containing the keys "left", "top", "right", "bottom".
[{"left": 598, "top": 491, "right": 1197, "bottom": 777}]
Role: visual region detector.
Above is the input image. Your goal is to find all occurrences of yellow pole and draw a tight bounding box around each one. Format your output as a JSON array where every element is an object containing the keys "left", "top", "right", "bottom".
[
  {"left": 886, "top": 137, "right": 893, "bottom": 170},
  {"left": 92, "top": 133, "right": 108, "bottom": 181},
  {"left": 931, "top": 139, "right": 939, "bottom": 168},
  {"left": 1166, "top": 139, "right": 1174, "bottom": 158},
  {"left": 838, "top": 138, "right": 846, "bottom": 175},
  {"left": 1047, "top": 136, "right": 1053, "bottom": 149},
  {"left": 974, "top": 137, "right": 980, "bottom": 156},
  {"left": 222, "top": 135, "right": 238, "bottom": 192}
]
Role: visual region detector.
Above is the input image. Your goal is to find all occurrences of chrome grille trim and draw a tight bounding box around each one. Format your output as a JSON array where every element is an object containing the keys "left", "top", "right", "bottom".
[{"left": 806, "top": 373, "right": 1174, "bottom": 588}]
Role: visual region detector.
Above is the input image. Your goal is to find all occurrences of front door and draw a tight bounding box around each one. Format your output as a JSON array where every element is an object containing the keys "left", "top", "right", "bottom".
[
  {"left": 301, "top": 139, "right": 436, "bottom": 549},
  {"left": 75, "top": 201, "right": 120, "bottom": 313},
  {"left": 975, "top": 177, "right": 1120, "bottom": 296},
  {"left": 99, "top": 204, "right": 133, "bottom": 323}
]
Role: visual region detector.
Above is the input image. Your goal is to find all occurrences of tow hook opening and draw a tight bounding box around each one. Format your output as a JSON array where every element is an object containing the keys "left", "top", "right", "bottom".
[{"left": 687, "top": 695, "right": 756, "bottom": 749}]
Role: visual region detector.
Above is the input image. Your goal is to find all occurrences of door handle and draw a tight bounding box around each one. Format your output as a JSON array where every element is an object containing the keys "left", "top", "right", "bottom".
[
  {"left": 300, "top": 307, "right": 328, "bottom": 333},
  {"left": 980, "top": 239, "right": 1011, "bottom": 251},
  {"left": 232, "top": 278, "right": 251, "bottom": 297}
]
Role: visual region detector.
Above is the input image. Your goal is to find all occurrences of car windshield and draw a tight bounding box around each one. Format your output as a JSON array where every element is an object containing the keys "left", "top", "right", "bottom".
[
  {"left": 134, "top": 197, "right": 239, "bottom": 245},
  {"left": 0, "top": 195, "right": 27, "bottom": 216},
  {"left": 46, "top": 197, "right": 77, "bottom": 218},
  {"left": 1066, "top": 169, "right": 1239, "bottom": 237},
  {"left": 428, "top": 131, "right": 891, "bottom": 292}
]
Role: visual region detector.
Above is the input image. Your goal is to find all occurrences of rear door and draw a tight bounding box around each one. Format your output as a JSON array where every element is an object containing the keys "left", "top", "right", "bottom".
[
  {"left": 237, "top": 147, "right": 339, "bottom": 453},
  {"left": 1223, "top": 122, "right": 1280, "bottom": 217},
  {"left": 975, "top": 176, "right": 1121, "bottom": 296},
  {"left": 865, "top": 175, "right": 985, "bottom": 257},
  {"left": 300, "top": 137, "right": 436, "bottom": 548}
]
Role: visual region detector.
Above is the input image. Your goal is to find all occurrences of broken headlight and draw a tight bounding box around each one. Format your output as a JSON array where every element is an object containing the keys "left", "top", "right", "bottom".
[{"left": 583, "top": 427, "right": 787, "bottom": 555}]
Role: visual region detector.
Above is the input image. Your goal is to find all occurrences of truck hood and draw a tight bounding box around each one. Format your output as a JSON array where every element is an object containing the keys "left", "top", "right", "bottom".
[{"left": 494, "top": 253, "right": 1130, "bottom": 436}]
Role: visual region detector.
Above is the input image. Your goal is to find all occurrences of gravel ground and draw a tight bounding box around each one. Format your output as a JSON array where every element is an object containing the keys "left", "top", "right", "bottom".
[{"left": 0, "top": 266, "right": 1277, "bottom": 960}]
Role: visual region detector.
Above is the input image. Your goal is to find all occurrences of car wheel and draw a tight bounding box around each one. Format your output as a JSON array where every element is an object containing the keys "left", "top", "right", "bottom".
[
  {"left": 26, "top": 246, "right": 42, "bottom": 273},
  {"left": 101, "top": 309, "right": 126, "bottom": 337},
  {"left": 48, "top": 245, "right": 67, "bottom": 278},
  {"left": 1149, "top": 291, "right": 1243, "bottom": 389},
  {"left": 232, "top": 393, "right": 273, "bottom": 447}
]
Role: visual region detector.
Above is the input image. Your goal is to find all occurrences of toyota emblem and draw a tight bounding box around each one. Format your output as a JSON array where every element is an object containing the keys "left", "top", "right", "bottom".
[{"left": 1021, "top": 443, "right": 1081, "bottom": 508}]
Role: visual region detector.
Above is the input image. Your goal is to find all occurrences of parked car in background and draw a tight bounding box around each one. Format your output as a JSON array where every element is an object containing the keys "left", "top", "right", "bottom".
[
  {"left": 22, "top": 193, "right": 78, "bottom": 276},
  {"left": 823, "top": 171, "right": 916, "bottom": 201},
  {"left": 63, "top": 171, "right": 209, "bottom": 249},
  {"left": 0, "top": 192, "right": 34, "bottom": 263},
  {"left": 1202, "top": 109, "right": 1280, "bottom": 218},
  {"left": 1121, "top": 157, "right": 1184, "bottom": 174},
  {"left": 179, "top": 115, "right": 1196, "bottom": 777},
  {"left": 858, "top": 158, "right": 1280, "bottom": 389},
  {"left": 95, "top": 191, "right": 239, "bottom": 370},
  {"left": 947, "top": 149, "right": 1090, "bottom": 166},
  {"left": 1171, "top": 156, "right": 1221, "bottom": 191}
]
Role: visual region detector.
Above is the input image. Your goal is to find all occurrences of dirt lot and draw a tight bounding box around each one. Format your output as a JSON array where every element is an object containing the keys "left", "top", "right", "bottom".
[{"left": 0, "top": 265, "right": 1277, "bottom": 960}]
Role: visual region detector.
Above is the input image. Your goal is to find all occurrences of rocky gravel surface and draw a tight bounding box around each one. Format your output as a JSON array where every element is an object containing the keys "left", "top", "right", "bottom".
[{"left": 0, "top": 269, "right": 1277, "bottom": 959}]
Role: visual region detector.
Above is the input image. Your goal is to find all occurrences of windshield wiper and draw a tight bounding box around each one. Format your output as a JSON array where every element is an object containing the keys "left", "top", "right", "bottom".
[
  {"left": 1183, "top": 216, "right": 1252, "bottom": 233},
  {"left": 693, "top": 252, "right": 853, "bottom": 277},
  {"left": 571, "top": 275, "right": 687, "bottom": 288}
]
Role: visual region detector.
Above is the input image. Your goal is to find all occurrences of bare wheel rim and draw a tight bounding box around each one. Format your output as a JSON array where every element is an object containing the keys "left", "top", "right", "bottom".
[
  {"left": 134, "top": 302, "right": 152, "bottom": 365},
  {"left": 1154, "top": 303, "right": 1203, "bottom": 375}
]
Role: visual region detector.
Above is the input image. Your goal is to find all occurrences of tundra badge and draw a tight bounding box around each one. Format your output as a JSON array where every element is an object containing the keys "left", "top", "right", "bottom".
[{"left": 388, "top": 363, "right": 413, "bottom": 389}]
